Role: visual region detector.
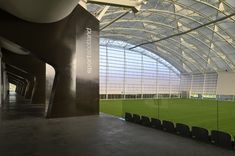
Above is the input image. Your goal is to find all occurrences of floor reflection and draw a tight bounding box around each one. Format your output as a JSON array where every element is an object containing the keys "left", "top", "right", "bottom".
[{"left": 1, "top": 92, "right": 45, "bottom": 120}]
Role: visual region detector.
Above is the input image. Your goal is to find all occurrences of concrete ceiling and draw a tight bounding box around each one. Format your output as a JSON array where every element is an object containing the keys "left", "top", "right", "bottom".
[
  {"left": 0, "top": 37, "right": 30, "bottom": 55},
  {"left": 0, "top": 0, "right": 80, "bottom": 23}
]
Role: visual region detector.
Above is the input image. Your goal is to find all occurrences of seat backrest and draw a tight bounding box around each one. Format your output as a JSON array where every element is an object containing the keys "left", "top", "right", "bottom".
[
  {"left": 175, "top": 123, "right": 191, "bottom": 137},
  {"left": 151, "top": 118, "right": 162, "bottom": 129},
  {"left": 125, "top": 112, "right": 133, "bottom": 122},
  {"left": 133, "top": 114, "right": 141, "bottom": 124},
  {"left": 191, "top": 126, "right": 209, "bottom": 142},
  {"left": 162, "top": 120, "right": 175, "bottom": 133},
  {"left": 211, "top": 130, "right": 233, "bottom": 148},
  {"left": 141, "top": 116, "right": 151, "bottom": 127}
]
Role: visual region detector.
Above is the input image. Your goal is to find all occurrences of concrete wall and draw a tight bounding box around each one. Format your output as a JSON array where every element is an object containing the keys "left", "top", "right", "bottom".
[
  {"left": 45, "top": 64, "right": 55, "bottom": 114},
  {"left": 2, "top": 63, "right": 8, "bottom": 105},
  {"left": 0, "top": 5, "right": 99, "bottom": 118},
  {"left": 0, "top": 50, "right": 2, "bottom": 108},
  {"left": 2, "top": 51, "right": 46, "bottom": 104}
]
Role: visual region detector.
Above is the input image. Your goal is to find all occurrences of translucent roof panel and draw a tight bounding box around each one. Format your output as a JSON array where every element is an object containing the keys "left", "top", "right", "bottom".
[
  {"left": 100, "top": 38, "right": 180, "bottom": 75},
  {"left": 88, "top": 0, "right": 235, "bottom": 74}
]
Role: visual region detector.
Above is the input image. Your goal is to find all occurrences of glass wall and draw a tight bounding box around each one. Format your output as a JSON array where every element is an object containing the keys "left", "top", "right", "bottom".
[
  {"left": 180, "top": 73, "right": 218, "bottom": 99},
  {"left": 99, "top": 39, "right": 235, "bottom": 142},
  {"left": 100, "top": 39, "right": 180, "bottom": 99},
  {"left": 100, "top": 99, "right": 235, "bottom": 138},
  {"left": 100, "top": 39, "right": 220, "bottom": 100}
]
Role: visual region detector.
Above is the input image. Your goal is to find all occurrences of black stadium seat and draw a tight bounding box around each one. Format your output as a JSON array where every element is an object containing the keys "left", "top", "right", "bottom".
[
  {"left": 191, "top": 126, "right": 210, "bottom": 143},
  {"left": 175, "top": 123, "right": 191, "bottom": 137},
  {"left": 125, "top": 112, "right": 133, "bottom": 122},
  {"left": 151, "top": 118, "right": 162, "bottom": 129},
  {"left": 211, "top": 130, "right": 234, "bottom": 149},
  {"left": 133, "top": 114, "right": 141, "bottom": 124},
  {"left": 162, "top": 120, "right": 175, "bottom": 133},
  {"left": 141, "top": 116, "right": 151, "bottom": 127}
]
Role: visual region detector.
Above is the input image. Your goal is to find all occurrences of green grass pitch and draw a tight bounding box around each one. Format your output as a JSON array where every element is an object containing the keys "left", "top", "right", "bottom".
[{"left": 100, "top": 99, "right": 235, "bottom": 137}]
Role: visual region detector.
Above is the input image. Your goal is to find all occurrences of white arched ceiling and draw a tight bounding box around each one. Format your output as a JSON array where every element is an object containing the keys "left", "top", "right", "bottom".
[{"left": 88, "top": 0, "right": 235, "bottom": 74}]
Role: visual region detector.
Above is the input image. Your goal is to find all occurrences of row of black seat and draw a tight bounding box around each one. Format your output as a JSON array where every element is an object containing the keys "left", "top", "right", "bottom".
[{"left": 125, "top": 112, "right": 235, "bottom": 150}]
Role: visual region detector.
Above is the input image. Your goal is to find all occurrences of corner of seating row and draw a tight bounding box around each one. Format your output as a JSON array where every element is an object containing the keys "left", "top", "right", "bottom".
[{"left": 124, "top": 112, "right": 235, "bottom": 150}]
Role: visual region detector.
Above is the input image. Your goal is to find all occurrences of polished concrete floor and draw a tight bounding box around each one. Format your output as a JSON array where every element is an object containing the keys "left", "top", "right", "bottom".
[
  {"left": 0, "top": 93, "right": 235, "bottom": 156},
  {"left": 0, "top": 114, "right": 234, "bottom": 156},
  {"left": 1, "top": 92, "right": 45, "bottom": 120}
]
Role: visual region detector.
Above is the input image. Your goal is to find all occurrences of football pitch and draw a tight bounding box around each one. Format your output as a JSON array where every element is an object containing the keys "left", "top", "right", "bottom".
[{"left": 100, "top": 99, "right": 235, "bottom": 137}]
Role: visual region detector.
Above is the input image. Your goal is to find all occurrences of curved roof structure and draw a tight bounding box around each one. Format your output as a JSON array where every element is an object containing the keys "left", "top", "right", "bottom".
[
  {"left": 88, "top": 0, "right": 235, "bottom": 74},
  {"left": 100, "top": 38, "right": 180, "bottom": 75}
]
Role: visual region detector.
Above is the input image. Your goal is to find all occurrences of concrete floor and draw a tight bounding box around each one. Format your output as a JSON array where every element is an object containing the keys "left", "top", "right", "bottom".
[
  {"left": 0, "top": 114, "right": 234, "bottom": 156},
  {"left": 0, "top": 93, "right": 234, "bottom": 156},
  {"left": 1, "top": 93, "right": 45, "bottom": 120}
]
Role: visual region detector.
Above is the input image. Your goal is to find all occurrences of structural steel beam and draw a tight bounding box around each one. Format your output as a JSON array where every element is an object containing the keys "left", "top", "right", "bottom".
[
  {"left": 97, "top": 6, "right": 110, "bottom": 21},
  {"left": 130, "top": 12, "right": 235, "bottom": 50},
  {"left": 86, "top": 0, "right": 147, "bottom": 13}
]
